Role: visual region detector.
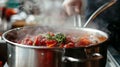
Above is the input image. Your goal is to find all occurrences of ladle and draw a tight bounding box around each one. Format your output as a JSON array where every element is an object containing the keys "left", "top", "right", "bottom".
[{"left": 74, "top": 0, "right": 116, "bottom": 28}]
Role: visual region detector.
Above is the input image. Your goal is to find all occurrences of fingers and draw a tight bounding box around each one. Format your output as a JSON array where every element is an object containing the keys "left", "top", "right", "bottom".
[
  {"left": 62, "top": 0, "right": 82, "bottom": 16},
  {"left": 63, "top": 5, "right": 76, "bottom": 16},
  {"left": 62, "top": 0, "right": 74, "bottom": 16},
  {"left": 75, "top": 3, "right": 81, "bottom": 14}
]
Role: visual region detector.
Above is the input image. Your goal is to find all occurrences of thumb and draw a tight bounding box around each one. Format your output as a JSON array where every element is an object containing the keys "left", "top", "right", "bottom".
[{"left": 75, "top": 5, "right": 81, "bottom": 14}]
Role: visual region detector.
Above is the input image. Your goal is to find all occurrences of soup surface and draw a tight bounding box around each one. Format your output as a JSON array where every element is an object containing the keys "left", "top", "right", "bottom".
[{"left": 15, "top": 32, "right": 107, "bottom": 48}]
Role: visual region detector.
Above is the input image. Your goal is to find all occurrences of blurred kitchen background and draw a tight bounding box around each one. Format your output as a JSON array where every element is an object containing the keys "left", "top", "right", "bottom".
[{"left": 0, "top": 0, "right": 78, "bottom": 32}]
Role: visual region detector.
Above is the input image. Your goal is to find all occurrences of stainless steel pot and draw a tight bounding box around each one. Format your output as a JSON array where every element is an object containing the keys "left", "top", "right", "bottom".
[{"left": 2, "top": 26, "right": 108, "bottom": 67}]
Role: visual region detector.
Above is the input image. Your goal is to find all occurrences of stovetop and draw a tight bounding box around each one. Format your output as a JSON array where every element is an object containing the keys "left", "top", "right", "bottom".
[{"left": 106, "top": 46, "right": 120, "bottom": 67}]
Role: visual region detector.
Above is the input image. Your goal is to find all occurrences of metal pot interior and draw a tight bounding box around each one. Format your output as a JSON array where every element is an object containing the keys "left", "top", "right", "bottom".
[{"left": 2, "top": 26, "right": 108, "bottom": 48}]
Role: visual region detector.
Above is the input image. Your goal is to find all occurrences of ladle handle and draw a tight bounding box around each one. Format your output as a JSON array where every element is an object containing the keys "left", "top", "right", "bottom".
[
  {"left": 74, "top": 14, "right": 82, "bottom": 28},
  {"left": 83, "top": 0, "right": 117, "bottom": 28}
]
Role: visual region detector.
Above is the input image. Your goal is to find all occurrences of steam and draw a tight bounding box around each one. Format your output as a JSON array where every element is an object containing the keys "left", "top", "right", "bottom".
[
  {"left": 85, "top": 17, "right": 109, "bottom": 34},
  {"left": 13, "top": 0, "right": 110, "bottom": 33}
]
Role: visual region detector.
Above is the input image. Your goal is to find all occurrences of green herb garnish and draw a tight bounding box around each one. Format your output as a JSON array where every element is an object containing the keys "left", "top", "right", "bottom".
[
  {"left": 53, "top": 33, "right": 66, "bottom": 43},
  {"left": 46, "top": 34, "right": 53, "bottom": 39},
  {"left": 46, "top": 33, "right": 66, "bottom": 44}
]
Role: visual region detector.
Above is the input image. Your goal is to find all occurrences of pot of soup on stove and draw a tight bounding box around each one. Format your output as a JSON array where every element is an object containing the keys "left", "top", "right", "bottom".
[{"left": 2, "top": 26, "right": 108, "bottom": 67}]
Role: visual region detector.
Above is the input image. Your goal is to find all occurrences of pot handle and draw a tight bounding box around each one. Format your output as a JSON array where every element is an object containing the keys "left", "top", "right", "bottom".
[
  {"left": 83, "top": 0, "right": 117, "bottom": 27},
  {"left": 0, "top": 36, "right": 6, "bottom": 43},
  {"left": 0, "top": 40, "right": 6, "bottom": 44},
  {"left": 62, "top": 47, "right": 103, "bottom": 63},
  {"left": 62, "top": 52, "right": 103, "bottom": 63},
  {"left": 87, "top": 53, "right": 103, "bottom": 61}
]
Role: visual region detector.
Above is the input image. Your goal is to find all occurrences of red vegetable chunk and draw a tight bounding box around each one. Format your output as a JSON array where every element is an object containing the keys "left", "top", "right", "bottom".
[
  {"left": 77, "top": 37, "right": 92, "bottom": 47},
  {"left": 46, "top": 40, "right": 57, "bottom": 47},
  {"left": 21, "top": 38, "right": 33, "bottom": 45},
  {"left": 33, "top": 35, "right": 43, "bottom": 46}
]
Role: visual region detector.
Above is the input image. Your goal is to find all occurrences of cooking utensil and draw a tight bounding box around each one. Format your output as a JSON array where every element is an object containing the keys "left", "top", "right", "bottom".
[
  {"left": 74, "top": 15, "right": 82, "bottom": 28},
  {"left": 83, "top": 0, "right": 117, "bottom": 27},
  {"left": 73, "top": 0, "right": 117, "bottom": 28}
]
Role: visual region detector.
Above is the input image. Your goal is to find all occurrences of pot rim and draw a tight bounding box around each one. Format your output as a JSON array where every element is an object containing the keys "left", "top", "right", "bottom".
[{"left": 2, "top": 26, "right": 109, "bottom": 49}]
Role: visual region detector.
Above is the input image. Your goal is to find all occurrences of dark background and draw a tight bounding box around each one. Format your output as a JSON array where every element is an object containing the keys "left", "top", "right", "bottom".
[{"left": 87, "top": 0, "right": 120, "bottom": 51}]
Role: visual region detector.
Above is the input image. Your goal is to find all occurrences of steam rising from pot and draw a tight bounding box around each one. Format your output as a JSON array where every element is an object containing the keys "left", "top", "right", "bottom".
[{"left": 4, "top": 26, "right": 108, "bottom": 49}]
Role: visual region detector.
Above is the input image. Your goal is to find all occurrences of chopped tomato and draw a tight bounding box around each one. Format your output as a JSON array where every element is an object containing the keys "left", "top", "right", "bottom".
[
  {"left": 33, "top": 35, "right": 43, "bottom": 46},
  {"left": 64, "top": 42, "right": 75, "bottom": 48},
  {"left": 40, "top": 38, "right": 47, "bottom": 46},
  {"left": 45, "top": 40, "right": 57, "bottom": 47},
  {"left": 66, "top": 35, "right": 74, "bottom": 43},
  {"left": 78, "top": 37, "right": 92, "bottom": 46},
  {"left": 59, "top": 43, "right": 65, "bottom": 48},
  {"left": 22, "top": 38, "right": 33, "bottom": 45}
]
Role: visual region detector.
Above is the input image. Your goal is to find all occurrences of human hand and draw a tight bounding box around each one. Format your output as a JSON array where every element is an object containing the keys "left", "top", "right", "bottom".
[{"left": 62, "top": 0, "right": 82, "bottom": 16}]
